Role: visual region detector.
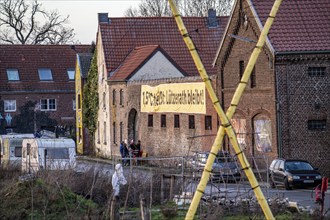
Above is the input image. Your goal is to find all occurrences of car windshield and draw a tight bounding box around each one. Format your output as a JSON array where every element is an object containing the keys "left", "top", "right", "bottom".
[
  {"left": 193, "top": 152, "right": 235, "bottom": 164},
  {"left": 216, "top": 154, "right": 235, "bottom": 163},
  {"left": 285, "top": 161, "right": 314, "bottom": 171}
]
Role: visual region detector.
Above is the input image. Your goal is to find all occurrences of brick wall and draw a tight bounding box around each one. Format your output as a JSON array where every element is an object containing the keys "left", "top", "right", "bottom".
[
  {"left": 276, "top": 54, "right": 330, "bottom": 176},
  {"left": 1, "top": 92, "right": 75, "bottom": 132},
  {"left": 214, "top": 0, "right": 278, "bottom": 167},
  {"left": 109, "top": 76, "right": 218, "bottom": 157}
]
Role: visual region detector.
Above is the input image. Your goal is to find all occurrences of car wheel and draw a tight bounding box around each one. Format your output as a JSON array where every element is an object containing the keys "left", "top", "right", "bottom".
[{"left": 284, "top": 178, "right": 291, "bottom": 190}]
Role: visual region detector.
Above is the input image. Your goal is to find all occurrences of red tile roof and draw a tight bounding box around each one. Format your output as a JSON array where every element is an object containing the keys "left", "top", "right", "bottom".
[
  {"left": 251, "top": 0, "right": 330, "bottom": 52},
  {"left": 0, "top": 45, "right": 92, "bottom": 92},
  {"left": 109, "top": 45, "right": 159, "bottom": 81},
  {"left": 109, "top": 45, "right": 187, "bottom": 81},
  {"left": 99, "top": 16, "right": 228, "bottom": 77}
]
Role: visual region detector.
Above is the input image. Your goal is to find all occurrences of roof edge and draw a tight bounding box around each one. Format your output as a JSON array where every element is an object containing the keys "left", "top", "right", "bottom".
[{"left": 212, "top": 0, "right": 238, "bottom": 67}]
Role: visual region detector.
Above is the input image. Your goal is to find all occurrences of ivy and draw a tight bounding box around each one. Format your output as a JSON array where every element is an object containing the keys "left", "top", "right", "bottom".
[{"left": 83, "top": 50, "right": 99, "bottom": 137}]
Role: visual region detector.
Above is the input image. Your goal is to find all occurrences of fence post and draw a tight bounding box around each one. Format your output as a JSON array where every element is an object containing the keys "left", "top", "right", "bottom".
[{"left": 161, "top": 174, "right": 164, "bottom": 203}]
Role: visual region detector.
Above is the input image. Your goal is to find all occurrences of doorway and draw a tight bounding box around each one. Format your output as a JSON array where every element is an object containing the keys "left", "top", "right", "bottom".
[{"left": 128, "top": 108, "right": 138, "bottom": 142}]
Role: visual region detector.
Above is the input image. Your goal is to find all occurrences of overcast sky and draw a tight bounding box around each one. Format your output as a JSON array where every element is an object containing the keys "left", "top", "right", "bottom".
[{"left": 39, "top": 0, "right": 142, "bottom": 44}]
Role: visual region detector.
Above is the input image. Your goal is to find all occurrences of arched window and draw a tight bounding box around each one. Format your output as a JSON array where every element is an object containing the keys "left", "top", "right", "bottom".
[
  {"left": 253, "top": 115, "right": 272, "bottom": 152},
  {"left": 120, "top": 89, "right": 124, "bottom": 106},
  {"left": 112, "top": 89, "right": 116, "bottom": 105},
  {"left": 231, "top": 118, "right": 247, "bottom": 150},
  {"left": 102, "top": 92, "right": 106, "bottom": 110}
]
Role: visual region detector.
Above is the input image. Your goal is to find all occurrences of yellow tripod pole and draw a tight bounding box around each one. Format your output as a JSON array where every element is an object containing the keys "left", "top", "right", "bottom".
[{"left": 168, "top": 0, "right": 282, "bottom": 219}]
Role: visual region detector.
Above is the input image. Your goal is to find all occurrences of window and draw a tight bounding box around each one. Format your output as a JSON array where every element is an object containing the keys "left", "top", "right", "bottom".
[
  {"left": 308, "top": 67, "right": 326, "bottom": 76},
  {"left": 189, "top": 115, "right": 195, "bottom": 129},
  {"left": 253, "top": 118, "right": 272, "bottom": 152},
  {"left": 174, "top": 114, "right": 180, "bottom": 128},
  {"left": 308, "top": 120, "right": 326, "bottom": 130},
  {"left": 67, "top": 69, "right": 75, "bottom": 80},
  {"left": 161, "top": 114, "right": 166, "bottom": 127},
  {"left": 97, "top": 121, "right": 100, "bottom": 143},
  {"left": 7, "top": 69, "right": 20, "bottom": 81},
  {"left": 14, "top": 147, "right": 22, "bottom": 157},
  {"left": 239, "top": 60, "right": 244, "bottom": 80},
  {"left": 113, "top": 122, "right": 116, "bottom": 144},
  {"left": 4, "top": 100, "right": 16, "bottom": 112},
  {"left": 120, "top": 122, "right": 123, "bottom": 142},
  {"left": 205, "top": 115, "right": 212, "bottom": 130},
  {"left": 78, "top": 128, "right": 82, "bottom": 144},
  {"left": 103, "top": 92, "right": 106, "bottom": 110},
  {"left": 38, "top": 68, "right": 53, "bottom": 81},
  {"left": 231, "top": 118, "right": 247, "bottom": 150},
  {"left": 78, "top": 94, "right": 81, "bottom": 109},
  {"left": 120, "top": 89, "right": 124, "bottom": 106},
  {"left": 250, "top": 67, "right": 256, "bottom": 88},
  {"left": 72, "top": 99, "right": 76, "bottom": 110},
  {"left": 46, "top": 148, "right": 69, "bottom": 159},
  {"left": 148, "top": 115, "right": 153, "bottom": 127},
  {"left": 103, "top": 121, "right": 107, "bottom": 144},
  {"left": 40, "top": 99, "right": 56, "bottom": 111},
  {"left": 112, "top": 89, "right": 116, "bottom": 105}
]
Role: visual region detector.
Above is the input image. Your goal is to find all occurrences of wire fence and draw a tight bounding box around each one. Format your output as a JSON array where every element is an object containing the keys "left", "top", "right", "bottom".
[{"left": 2, "top": 154, "right": 325, "bottom": 219}]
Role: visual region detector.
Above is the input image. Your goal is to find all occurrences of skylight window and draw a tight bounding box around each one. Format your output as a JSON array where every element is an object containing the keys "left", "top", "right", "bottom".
[
  {"left": 7, "top": 69, "right": 20, "bottom": 81},
  {"left": 38, "top": 68, "right": 53, "bottom": 81},
  {"left": 67, "top": 69, "right": 75, "bottom": 80}
]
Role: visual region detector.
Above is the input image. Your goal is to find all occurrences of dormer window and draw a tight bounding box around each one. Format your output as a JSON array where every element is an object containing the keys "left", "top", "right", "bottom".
[
  {"left": 67, "top": 69, "right": 75, "bottom": 80},
  {"left": 7, "top": 69, "right": 20, "bottom": 81},
  {"left": 38, "top": 68, "right": 53, "bottom": 81}
]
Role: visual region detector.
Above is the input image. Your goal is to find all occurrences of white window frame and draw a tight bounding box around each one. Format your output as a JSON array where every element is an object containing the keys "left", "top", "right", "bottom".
[
  {"left": 67, "top": 69, "right": 75, "bottom": 80},
  {"left": 38, "top": 68, "right": 53, "bottom": 81},
  {"left": 4, "top": 100, "right": 16, "bottom": 112},
  {"left": 7, "top": 69, "right": 20, "bottom": 81},
  {"left": 40, "top": 99, "right": 56, "bottom": 111}
]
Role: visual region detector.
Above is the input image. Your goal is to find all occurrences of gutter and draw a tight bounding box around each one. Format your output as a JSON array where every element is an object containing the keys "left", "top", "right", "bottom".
[
  {"left": 0, "top": 90, "right": 74, "bottom": 94},
  {"left": 276, "top": 50, "right": 330, "bottom": 55}
]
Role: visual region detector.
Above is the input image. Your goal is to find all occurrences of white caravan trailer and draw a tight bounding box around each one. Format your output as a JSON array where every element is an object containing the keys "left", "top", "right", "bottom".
[
  {"left": 0, "top": 134, "right": 34, "bottom": 167},
  {"left": 21, "top": 138, "right": 76, "bottom": 173}
]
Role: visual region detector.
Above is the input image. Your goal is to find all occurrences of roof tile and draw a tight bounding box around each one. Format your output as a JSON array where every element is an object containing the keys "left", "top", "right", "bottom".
[
  {"left": 0, "top": 45, "right": 92, "bottom": 91},
  {"left": 252, "top": 0, "right": 330, "bottom": 52},
  {"left": 100, "top": 16, "right": 228, "bottom": 76}
]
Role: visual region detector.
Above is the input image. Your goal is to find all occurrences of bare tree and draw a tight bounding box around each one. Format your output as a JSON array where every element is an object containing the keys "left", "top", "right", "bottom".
[
  {"left": 125, "top": 0, "right": 175, "bottom": 17},
  {"left": 0, "top": 0, "right": 76, "bottom": 44},
  {"left": 124, "top": 0, "right": 234, "bottom": 17},
  {"left": 183, "top": 0, "right": 234, "bottom": 16}
]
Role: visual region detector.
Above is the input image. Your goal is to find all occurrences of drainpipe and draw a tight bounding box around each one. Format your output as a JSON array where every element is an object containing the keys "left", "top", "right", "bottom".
[{"left": 274, "top": 63, "right": 282, "bottom": 158}]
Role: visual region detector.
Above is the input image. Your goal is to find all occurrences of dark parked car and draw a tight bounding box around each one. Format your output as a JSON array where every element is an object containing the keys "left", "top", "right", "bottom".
[
  {"left": 269, "top": 158, "right": 322, "bottom": 190},
  {"left": 189, "top": 151, "right": 241, "bottom": 182}
]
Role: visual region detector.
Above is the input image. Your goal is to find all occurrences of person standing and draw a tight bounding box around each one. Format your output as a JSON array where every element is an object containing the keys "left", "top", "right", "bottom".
[
  {"left": 111, "top": 163, "right": 127, "bottom": 219},
  {"left": 136, "top": 140, "right": 141, "bottom": 157},
  {"left": 123, "top": 139, "right": 129, "bottom": 165},
  {"left": 119, "top": 141, "right": 125, "bottom": 165}
]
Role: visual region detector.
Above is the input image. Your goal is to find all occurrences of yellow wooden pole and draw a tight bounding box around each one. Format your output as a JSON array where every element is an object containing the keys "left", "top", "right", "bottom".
[{"left": 168, "top": 0, "right": 282, "bottom": 219}]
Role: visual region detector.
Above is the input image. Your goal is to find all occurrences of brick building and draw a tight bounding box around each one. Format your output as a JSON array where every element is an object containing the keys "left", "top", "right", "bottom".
[
  {"left": 75, "top": 53, "right": 93, "bottom": 154},
  {"left": 0, "top": 45, "right": 91, "bottom": 135},
  {"left": 213, "top": 0, "right": 330, "bottom": 175},
  {"left": 95, "top": 12, "right": 228, "bottom": 158}
]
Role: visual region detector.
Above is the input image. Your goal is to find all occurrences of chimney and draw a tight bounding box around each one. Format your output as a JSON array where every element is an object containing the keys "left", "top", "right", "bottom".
[
  {"left": 98, "top": 13, "right": 110, "bottom": 24},
  {"left": 207, "top": 9, "right": 218, "bottom": 28}
]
